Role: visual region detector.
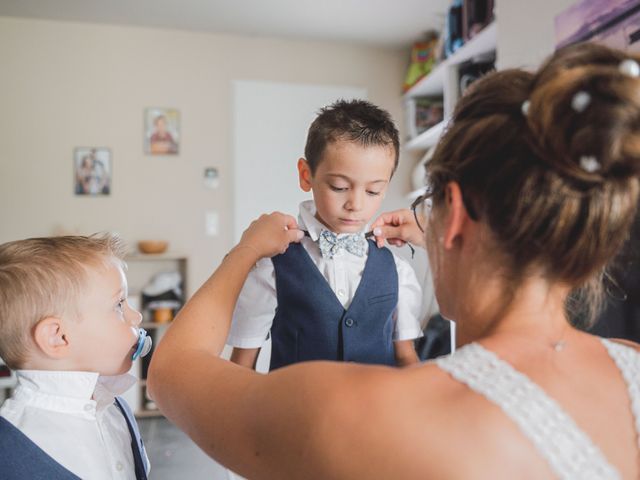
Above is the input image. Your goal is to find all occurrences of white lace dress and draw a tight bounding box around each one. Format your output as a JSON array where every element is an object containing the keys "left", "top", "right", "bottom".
[{"left": 435, "top": 339, "right": 640, "bottom": 479}]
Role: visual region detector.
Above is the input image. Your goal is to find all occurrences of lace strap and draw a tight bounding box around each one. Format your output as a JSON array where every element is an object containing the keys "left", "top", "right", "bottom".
[
  {"left": 601, "top": 338, "right": 640, "bottom": 450},
  {"left": 436, "top": 343, "right": 619, "bottom": 480}
]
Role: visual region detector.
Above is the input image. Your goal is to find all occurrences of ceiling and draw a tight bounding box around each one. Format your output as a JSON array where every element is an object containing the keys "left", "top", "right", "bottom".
[{"left": 0, "top": 0, "right": 450, "bottom": 49}]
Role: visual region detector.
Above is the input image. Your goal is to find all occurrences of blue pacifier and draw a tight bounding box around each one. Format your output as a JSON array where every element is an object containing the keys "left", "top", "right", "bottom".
[{"left": 132, "top": 328, "right": 153, "bottom": 361}]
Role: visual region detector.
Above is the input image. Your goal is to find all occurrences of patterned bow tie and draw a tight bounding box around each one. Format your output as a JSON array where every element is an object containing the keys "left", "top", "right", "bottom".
[{"left": 318, "top": 229, "right": 367, "bottom": 259}]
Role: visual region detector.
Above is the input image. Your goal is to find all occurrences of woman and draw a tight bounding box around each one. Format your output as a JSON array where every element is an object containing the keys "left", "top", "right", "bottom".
[{"left": 148, "top": 43, "right": 640, "bottom": 479}]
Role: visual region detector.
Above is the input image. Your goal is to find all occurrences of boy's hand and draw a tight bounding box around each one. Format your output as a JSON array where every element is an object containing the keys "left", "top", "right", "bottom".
[
  {"left": 371, "top": 209, "right": 426, "bottom": 250},
  {"left": 237, "top": 212, "right": 304, "bottom": 259}
]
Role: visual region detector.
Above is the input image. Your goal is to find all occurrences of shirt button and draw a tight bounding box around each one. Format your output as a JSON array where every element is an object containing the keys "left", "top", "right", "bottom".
[
  {"left": 345, "top": 318, "right": 354, "bottom": 327},
  {"left": 337, "top": 289, "right": 345, "bottom": 297},
  {"left": 83, "top": 404, "right": 93, "bottom": 412},
  {"left": 116, "top": 462, "right": 124, "bottom": 471}
]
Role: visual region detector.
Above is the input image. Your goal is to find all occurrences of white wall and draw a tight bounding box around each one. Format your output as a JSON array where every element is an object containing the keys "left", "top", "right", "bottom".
[
  {"left": 496, "top": 0, "right": 578, "bottom": 69},
  {"left": 233, "top": 81, "right": 366, "bottom": 242},
  {"left": 0, "top": 16, "right": 411, "bottom": 294}
]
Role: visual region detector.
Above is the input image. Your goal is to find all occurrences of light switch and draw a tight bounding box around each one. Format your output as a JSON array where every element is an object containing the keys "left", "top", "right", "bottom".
[
  {"left": 203, "top": 167, "right": 219, "bottom": 190},
  {"left": 205, "top": 211, "right": 219, "bottom": 236}
]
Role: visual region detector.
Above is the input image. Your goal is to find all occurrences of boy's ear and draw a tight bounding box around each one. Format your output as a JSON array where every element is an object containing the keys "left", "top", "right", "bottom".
[
  {"left": 33, "top": 317, "right": 71, "bottom": 359},
  {"left": 297, "top": 158, "right": 312, "bottom": 192}
]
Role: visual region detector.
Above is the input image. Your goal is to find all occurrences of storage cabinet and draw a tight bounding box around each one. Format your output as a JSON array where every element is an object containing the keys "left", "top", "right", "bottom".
[
  {"left": 404, "top": 21, "right": 497, "bottom": 154},
  {"left": 123, "top": 252, "right": 188, "bottom": 417},
  {"left": 0, "top": 357, "right": 16, "bottom": 404}
]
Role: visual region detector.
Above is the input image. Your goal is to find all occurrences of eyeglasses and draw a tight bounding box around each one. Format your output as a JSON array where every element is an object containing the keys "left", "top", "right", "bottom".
[{"left": 410, "top": 190, "right": 433, "bottom": 233}]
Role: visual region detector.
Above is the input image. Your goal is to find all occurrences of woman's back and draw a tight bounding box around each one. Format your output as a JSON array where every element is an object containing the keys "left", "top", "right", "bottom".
[{"left": 359, "top": 332, "right": 639, "bottom": 479}]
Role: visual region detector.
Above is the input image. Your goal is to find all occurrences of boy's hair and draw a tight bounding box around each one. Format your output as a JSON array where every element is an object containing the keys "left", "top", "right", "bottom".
[
  {"left": 0, "top": 234, "right": 126, "bottom": 369},
  {"left": 304, "top": 99, "right": 400, "bottom": 175}
]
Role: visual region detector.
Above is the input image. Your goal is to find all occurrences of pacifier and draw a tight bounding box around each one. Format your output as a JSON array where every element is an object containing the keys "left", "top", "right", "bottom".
[{"left": 132, "top": 328, "right": 153, "bottom": 361}]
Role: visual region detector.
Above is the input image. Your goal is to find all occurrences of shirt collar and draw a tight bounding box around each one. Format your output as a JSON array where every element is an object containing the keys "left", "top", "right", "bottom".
[
  {"left": 14, "top": 370, "right": 137, "bottom": 413},
  {"left": 298, "top": 200, "right": 369, "bottom": 242}
]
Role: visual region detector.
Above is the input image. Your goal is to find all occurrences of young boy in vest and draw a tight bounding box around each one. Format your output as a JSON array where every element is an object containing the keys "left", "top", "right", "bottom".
[
  {"left": 0, "top": 235, "right": 151, "bottom": 480},
  {"left": 228, "top": 99, "right": 423, "bottom": 371}
]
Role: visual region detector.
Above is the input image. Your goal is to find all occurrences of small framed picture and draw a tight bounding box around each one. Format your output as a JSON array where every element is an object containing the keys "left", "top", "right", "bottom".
[
  {"left": 145, "top": 107, "right": 179, "bottom": 155},
  {"left": 74, "top": 147, "right": 111, "bottom": 196}
]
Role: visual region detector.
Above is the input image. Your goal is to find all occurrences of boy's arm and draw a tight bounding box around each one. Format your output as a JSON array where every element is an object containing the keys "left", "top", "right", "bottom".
[
  {"left": 394, "top": 339, "right": 419, "bottom": 366},
  {"left": 227, "top": 257, "right": 277, "bottom": 370},
  {"left": 391, "top": 253, "right": 425, "bottom": 366},
  {"left": 230, "top": 347, "right": 261, "bottom": 369}
]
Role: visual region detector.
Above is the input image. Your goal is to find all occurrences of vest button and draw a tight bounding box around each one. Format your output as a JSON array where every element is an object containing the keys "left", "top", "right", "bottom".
[{"left": 345, "top": 317, "right": 354, "bottom": 327}]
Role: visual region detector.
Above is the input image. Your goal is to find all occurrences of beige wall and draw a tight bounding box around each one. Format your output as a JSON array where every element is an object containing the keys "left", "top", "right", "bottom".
[
  {"left": 0, "top": 16, "right": 410, "bottom": 294},
  {"left": 0, "top": 1, "right": 587, "bottom": 297},
  {"left": 496, "top": 0, "right": 577, "bottom": 70}
]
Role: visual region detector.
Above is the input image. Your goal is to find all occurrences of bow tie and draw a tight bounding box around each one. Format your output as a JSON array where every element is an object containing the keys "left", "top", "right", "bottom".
[{"left": 317, "top": 229, "right": 367, "bottom": 259}]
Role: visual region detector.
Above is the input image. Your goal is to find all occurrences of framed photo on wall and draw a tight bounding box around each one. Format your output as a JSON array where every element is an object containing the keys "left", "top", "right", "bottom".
[
  {"left": 74, "top": 147, "right": 111, "bottom": 196},
  {"left": 555, "top": 0, "right": 640, "bottom": 53},
  {"left": 145, "top": 107, "right": 180, "bottom": 155}
]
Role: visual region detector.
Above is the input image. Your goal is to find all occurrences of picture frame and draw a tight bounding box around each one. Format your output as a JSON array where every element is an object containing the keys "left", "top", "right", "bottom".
[
  {"left": 145, "top": 107, "right": 180, "bottom": 155},
  {"left": 74, "top": 147, "right": 111, "bottom": 196},
  {"left": 555, "top": 0, "right": 640, "bottom": 53}
]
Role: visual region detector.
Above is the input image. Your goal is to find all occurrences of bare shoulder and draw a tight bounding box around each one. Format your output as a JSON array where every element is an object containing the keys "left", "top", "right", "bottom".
[{"left": 271, "top": 360, "right": 539, "bottom": 479}]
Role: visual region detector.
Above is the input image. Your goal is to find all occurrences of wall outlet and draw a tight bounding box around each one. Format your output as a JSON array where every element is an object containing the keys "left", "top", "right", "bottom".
[{"left": 205, "top": 211, "right": 219, "bottom": 236}]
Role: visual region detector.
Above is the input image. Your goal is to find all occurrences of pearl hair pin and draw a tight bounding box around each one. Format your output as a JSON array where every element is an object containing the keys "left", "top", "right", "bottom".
[
  {"left": 521, "top": 100, "right": 530, "bottom": 116},
  {"left": 619, "top": 59, "right": 640, "bottom": 78},
  {"left": 580, "top": 155, "right": 601, "bottom": 173},
  {"left": 571, "top": 91, "right": 591, "bottom": 112}
]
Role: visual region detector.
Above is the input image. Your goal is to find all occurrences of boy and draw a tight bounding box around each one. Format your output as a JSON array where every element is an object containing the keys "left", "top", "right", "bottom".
[
  {"left": 228, "top": 99, "right": 423, "bottom": 371},
  {"left": 0, "top": 235, "right": 151, "bottom": 480}
]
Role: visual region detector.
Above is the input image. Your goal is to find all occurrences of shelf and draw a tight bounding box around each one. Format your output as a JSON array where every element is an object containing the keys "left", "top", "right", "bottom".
[
  {"left": 404, "top": 121, "right": 445, "bottom": 151},
  {"left": 446, "top": 21, "right": 497, "bottom": 67},
  {"left": 125, "top": 252, "right": 188, "bottom": 261},
  {"left": 404, "top": 21, "right": 496, "bottom": 100},
  {"left": 141, "top": 321, "right": 171, "bottom": 330},
  {"left": 405, "top": 61, "right": 447, "bottom": 98}
]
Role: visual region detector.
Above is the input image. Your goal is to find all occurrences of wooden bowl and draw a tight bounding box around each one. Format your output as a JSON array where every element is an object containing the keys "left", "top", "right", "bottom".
[{"left": 137, "top": 240, "right": 169, "bottom": 254}]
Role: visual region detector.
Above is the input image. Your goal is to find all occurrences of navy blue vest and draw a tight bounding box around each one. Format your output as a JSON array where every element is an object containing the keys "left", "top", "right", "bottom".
[
  {"left": 270, "top": 239, "right": 398, "bottom": 370},
  {"left": 0, "top": 397, "right": 148, "bottom": 479}
]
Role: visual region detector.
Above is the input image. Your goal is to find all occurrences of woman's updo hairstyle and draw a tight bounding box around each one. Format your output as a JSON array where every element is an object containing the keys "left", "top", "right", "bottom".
[{"left": 426, "top": 43, "right": 640, "bottom": 321}]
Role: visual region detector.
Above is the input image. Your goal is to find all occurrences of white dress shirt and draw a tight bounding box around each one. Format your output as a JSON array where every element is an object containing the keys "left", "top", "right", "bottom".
[
  {"left": 228, "top": 200, "right": 424, "bottom": 349},
  {"left": 0, "top": 370, "right": 148, "bottom": 480}
]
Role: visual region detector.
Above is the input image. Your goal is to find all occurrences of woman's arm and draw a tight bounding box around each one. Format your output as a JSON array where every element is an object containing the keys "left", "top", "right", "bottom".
[
  {"left": 147, "top": 212, "right": 455, "bottom": 479},
  {"left": 146, "top": 213, "right": 418, "bottom": 478}
]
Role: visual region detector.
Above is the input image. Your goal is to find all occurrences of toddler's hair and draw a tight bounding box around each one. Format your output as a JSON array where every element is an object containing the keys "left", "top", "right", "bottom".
[
  {"left": 0, "top": 234, "right": 126, "bottom": 369},
  {"left": 304, "top": 99, "right": 400, "bottom": 175}
]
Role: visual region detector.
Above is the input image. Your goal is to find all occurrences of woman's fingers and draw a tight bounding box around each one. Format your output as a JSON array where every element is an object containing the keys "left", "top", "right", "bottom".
[
  {"left": 371, "top": 209, "right": 426, "bottom": 249},
  {"left": 239, "top": 212, "right": 303, "bottom": 258}
]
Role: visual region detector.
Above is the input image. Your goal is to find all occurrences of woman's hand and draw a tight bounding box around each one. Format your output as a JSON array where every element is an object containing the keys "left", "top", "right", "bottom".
[
  {"left": 371, "top": 209, "right": 426, "bottom": 250},
  {"left": 236, "top": 212, "right": 304, "bottom": 260}
]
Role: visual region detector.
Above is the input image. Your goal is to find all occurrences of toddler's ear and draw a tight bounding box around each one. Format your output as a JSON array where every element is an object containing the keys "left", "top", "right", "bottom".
[
  {"left": 33, "top": 317, "right": 70, "bottom": 359},
  {"left": 297, "top": 158, "right": 312, "bottom": 192}
]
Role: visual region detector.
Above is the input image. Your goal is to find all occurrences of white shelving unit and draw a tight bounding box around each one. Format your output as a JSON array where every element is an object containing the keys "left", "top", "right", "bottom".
[
  {"left": 124, "top": 252, "right": 188, "bottom": 418},
  {"left": 405, "top": 121, "right": 445, "bottom": 152},
  {"left": 404, "top": 22, "right": 497, "bottom": 152},
  {"left": 0, "top": 358, "right": 16, "bottom": 389}
]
